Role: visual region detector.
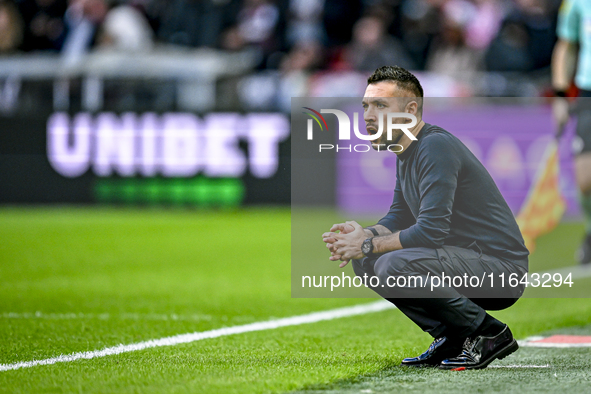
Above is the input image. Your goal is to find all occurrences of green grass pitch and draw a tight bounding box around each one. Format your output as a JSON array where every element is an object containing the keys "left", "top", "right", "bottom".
[{"left": 1, "top": 207, "right": 591, "bottom": 393}]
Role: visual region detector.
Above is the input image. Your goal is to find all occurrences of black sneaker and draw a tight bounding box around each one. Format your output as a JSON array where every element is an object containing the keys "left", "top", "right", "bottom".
[
  {"left": 401, "top": 337, "right": 463, "bottom": 368},
  {"left": 439, "top": 325, "right": 518, "bottom": 370},
  {"left": 575, "top": 234, "right": 591, "bottom": 265}
]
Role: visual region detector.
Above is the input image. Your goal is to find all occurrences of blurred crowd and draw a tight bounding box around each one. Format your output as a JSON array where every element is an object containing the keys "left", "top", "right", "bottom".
[{"left": 0, "top": 0, "right": 562, "bottom": 75}]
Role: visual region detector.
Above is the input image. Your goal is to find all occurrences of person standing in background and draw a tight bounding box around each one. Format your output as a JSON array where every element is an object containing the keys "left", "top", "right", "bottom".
[{"left": 552, "top": 0, "right": 591, "bottom": 265}]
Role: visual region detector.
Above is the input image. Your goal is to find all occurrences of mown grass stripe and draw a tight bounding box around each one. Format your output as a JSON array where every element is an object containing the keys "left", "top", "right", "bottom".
[
  {"left": 3, "top": 264, "right": 588, "bottom": 373},
  {"left": 0, "top": 301, "right": 394, "bottom": 372}
]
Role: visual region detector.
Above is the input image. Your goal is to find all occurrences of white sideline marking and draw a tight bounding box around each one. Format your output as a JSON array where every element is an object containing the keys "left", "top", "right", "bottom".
[
  {"left": 520, "top": 343, "right": 591, "bottom": 348},
  {"left": 519, "top": 336, "right": 545, "bottom": 342},
  {"left": 1, "top": 312, "right": 214, "bottom": 322},
  {"left": 519, "top": 336, "right": 591, "bottom": 348},
  {"left": 0, "top": 301, "right": 394, "bottom": 372},
  {"left": 540, "top": 264, "right": 591, "bottom": 280},
  {"left": 2, "top": 265, "right": 588, "bottom": 373},
  {"left": 489, "top": 364, "right": 550, "bottom": 369}
]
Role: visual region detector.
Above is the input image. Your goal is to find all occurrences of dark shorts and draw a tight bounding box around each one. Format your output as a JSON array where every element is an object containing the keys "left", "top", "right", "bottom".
[{"left": 574, "top": 90, "right": 591, "bottom": 155}]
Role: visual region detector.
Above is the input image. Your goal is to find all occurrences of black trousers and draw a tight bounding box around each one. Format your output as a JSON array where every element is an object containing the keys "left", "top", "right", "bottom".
[
  {"left": 574, "top": 89, "right": 591, "bottom": 155},
  {"left": 352, "top": 245, "right": 528, "bottom": 339}
]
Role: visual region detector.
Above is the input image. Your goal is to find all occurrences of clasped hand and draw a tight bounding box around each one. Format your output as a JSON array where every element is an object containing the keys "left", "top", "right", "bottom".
[{"left": 322, "top": 221, "right": 366, "bottom": 268}]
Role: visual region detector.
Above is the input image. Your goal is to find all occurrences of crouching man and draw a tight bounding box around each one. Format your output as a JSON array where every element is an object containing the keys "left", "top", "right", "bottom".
[{"left": 323, "top": 66, "right": 528, "bottom": 369}]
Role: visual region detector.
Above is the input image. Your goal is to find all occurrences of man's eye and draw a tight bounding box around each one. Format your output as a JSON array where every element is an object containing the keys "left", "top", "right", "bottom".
[{"left": 377, "top": 103, "right": 385, "bottom": 108}]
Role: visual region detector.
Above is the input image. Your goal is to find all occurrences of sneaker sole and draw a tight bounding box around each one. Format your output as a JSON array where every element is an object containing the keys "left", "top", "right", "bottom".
[{"left": 439, "top": 340, "right": 519, "bottom": 370}]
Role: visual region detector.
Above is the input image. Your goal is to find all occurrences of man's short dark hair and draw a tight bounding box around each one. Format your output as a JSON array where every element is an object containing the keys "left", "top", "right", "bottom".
[{"left": 367, "top": 66, "right": 424, "bottom": 98}]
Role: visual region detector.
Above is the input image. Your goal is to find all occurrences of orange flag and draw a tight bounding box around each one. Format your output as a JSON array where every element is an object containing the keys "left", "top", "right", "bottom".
[{"left": 516, "top": 141, "right": 566, "bottom": 253}]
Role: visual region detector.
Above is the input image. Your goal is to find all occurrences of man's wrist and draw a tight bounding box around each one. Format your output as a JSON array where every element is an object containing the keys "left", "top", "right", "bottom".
[{"left": 366, "top": 227, "right": 379, "bottom": 236}]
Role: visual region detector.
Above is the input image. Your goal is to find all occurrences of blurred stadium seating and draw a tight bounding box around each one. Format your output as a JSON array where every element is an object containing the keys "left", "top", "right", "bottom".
[
  {"left": 0, "top": 0, "right": 565, "bottom": 207},
  {"left": 0, "top": 0, "right": 562, "bottom": 107}
]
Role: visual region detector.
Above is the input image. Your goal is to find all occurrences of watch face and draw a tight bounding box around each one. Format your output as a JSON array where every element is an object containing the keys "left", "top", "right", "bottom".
[{"left": 362, "top": 239, "right": 372, "bottom": 255}]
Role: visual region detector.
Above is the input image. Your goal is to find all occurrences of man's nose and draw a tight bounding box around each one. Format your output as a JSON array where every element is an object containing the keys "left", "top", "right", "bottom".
[{"left": 364, "top": 107, "right": 376, "bottom": 123}]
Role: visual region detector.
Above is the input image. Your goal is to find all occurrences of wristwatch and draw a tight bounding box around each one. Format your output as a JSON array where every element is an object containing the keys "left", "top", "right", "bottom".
[{"left": 361, "top": 238, "right": 376, "bottom": 258}]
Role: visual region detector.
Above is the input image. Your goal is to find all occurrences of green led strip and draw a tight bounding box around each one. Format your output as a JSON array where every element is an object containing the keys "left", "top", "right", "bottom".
[{"left": 94, "top": 177, "right": 245, "bottom": 207}]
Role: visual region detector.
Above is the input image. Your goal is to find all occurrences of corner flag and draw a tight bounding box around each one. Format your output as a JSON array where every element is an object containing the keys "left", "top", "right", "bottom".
[{"left": 516, "top": 141, "right": 566, "bottom": 253}]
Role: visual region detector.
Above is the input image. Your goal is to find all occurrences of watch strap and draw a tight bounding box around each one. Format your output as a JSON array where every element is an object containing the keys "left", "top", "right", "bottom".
[{"left": 367, "top": 227, "right": 379, "bottom": 237}]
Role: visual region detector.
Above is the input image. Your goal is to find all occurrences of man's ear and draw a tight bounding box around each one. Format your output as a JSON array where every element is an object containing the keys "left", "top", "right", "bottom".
[{"left": 406, "top": 100, "right": 418, "bottom": 115}]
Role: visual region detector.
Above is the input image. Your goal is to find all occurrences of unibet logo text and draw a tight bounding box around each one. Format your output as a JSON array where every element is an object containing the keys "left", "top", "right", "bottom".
[
  {"left": 48, "top": 112, "right": 289, "bottom": 178},
  {"left": 305, "top": 109, "right": 418, "bottom": 142}
]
